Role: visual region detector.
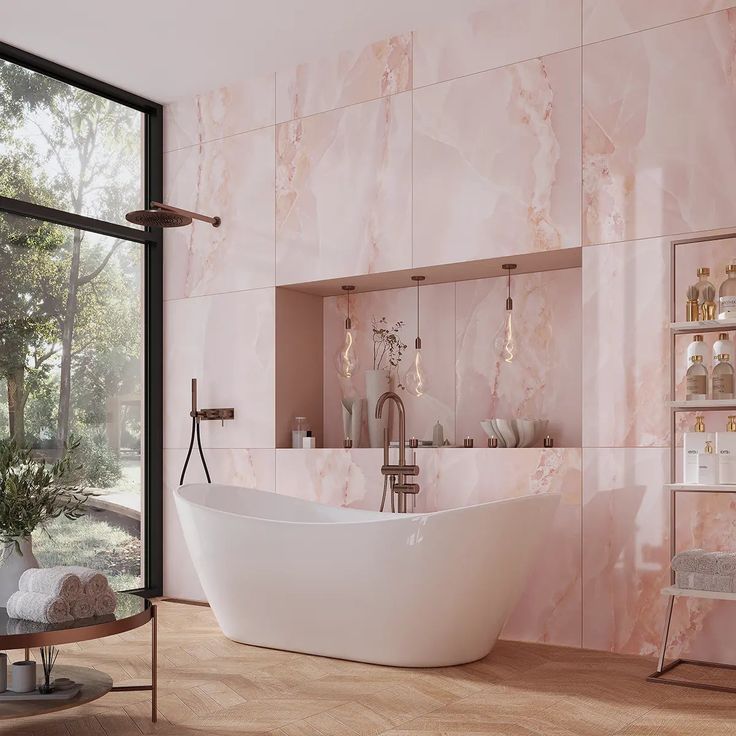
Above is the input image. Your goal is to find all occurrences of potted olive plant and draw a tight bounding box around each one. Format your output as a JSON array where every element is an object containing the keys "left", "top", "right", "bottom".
[
  {"left": 365, "top": 317, "right": 407, "bottom": 447},
  {"left": 0, "top": 440, "right": 91, "bottom": 606}
]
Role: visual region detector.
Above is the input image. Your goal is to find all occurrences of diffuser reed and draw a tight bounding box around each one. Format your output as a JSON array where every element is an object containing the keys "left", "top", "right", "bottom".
[{"left": 39, "top": 646, "right": 59, "bottom": 694}]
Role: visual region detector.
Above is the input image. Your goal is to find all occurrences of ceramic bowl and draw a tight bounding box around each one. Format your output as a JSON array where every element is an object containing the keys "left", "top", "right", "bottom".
[{"left": 481, "top": 418, "right": 548, "bottom": 448}]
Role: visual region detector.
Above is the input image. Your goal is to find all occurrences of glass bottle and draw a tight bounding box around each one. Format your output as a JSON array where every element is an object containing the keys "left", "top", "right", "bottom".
[
  {"left": 718, "top": 264, "right": 736, "bottom": 320},
  {"left": 713, "top": 354, "right": 734, "bottom": 400},
  {"left": 695, "top": 267, "right": 715, "bottom": 320},
  {"left": 686, "top": 354, "right": 708, "bottom": 401},
  {"left": 291, "top": 416, "right": 309, "bottom": 448}
]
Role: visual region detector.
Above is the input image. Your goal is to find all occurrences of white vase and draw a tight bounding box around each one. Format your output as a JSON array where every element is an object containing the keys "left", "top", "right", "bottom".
[
  {"left": 365, "top": 369, "right": 391, "bottom": 448},
  {"left": 0, "top": 537, "right": 39, "bottom": 607},
  {"left": 341, "top": 398, "right": 364, "bottom": 447}
]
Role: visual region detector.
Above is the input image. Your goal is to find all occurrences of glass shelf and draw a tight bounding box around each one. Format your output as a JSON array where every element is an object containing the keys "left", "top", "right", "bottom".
[{"left": 662, "top": 585, "right": 736, "bottom": 602}]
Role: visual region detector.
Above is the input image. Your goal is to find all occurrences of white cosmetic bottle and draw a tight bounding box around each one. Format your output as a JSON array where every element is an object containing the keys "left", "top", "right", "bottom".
[
  {"left": 717, "top": 416, "right": 736, "bottom": 485},
  {"left": 687, "top": 335, "right": 707, "bottom": 366},
  {"left": 683, "top": 415, "right": 711, "bottom": 484},
  {"left": 697, "top": 440, "right": 718, "bottom": 485},
  {"left": 714, "top": 333, "right": 734, "bottom": 364}
]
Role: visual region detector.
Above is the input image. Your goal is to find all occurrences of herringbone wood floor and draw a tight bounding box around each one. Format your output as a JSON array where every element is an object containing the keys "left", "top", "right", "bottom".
[{"left": 2, "top": 600, "right": 735, "bottom": 735}]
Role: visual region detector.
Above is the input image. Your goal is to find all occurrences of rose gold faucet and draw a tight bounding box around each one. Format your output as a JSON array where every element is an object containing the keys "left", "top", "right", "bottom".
[{"left": 375, "top": 391, "right": 419, "bottom": 513}]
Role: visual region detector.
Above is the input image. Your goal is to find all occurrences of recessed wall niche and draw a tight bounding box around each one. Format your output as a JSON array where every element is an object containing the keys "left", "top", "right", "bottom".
[{"left": 275, "top": 251, "right": 582, "bottom": 449}]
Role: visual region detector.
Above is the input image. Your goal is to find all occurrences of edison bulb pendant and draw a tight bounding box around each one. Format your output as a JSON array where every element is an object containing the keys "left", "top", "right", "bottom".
[
  {"left": 334, "top": 329, "right": 359, "bottom": 378},
  {"left": 493, "top": 310, "right": 515, "bottom": 363},
  {"left": 403, "top": 349, "right": 426, "bottom": 396}
]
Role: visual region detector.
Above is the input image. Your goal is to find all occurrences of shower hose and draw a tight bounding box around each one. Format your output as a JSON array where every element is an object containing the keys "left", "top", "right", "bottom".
[{"left": 179, "top": 415, "right": 211, "bottom": 486}]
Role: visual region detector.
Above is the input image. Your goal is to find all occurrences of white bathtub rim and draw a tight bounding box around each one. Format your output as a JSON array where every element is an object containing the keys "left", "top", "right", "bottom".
[{"left": 175, "top": 482, "right": 560, "bottom": 527}]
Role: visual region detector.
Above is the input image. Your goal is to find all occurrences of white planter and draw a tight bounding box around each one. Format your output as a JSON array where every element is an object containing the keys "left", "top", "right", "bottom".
[
  {"left": 365, "top": 369, "right": 391, "bottom": 448},
  {"left": 0, "top": 537, "right": 39, "bottom": 608},
  {"left": 341, "top": 398, "right": 364, "bottom": 447}
]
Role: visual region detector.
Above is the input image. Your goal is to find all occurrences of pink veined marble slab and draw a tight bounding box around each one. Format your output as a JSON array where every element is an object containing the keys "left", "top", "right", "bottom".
[
  {"left": 164, "top": 73, "right": 275, "bottom": 152},
  {"left": 413, "top": 0, "right": 581, "bottom": 88},
  {"left": 583, "top": 0, "right": 736, "bottom": 44},
  {"left": 164, "top": 127, "right": 275, "bottom": 300},
  {"left": 413, "top": 48, "right": 581, "bottom": 268},
  {"left": 276, "top": 33, "right": 411, "bottom": 123},
  {"left": 164, "top": 288, "right": 275, "bottom": 450},
  {"left": 583, "top": 9, "right": 736, "bottom": 246},
  {"left": 276, "top": 92, "right": 412, "bottom": 284}
]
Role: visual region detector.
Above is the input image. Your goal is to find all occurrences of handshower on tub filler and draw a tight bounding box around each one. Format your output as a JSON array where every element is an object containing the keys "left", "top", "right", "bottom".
[{"left": 179, "top": 378, "right": 235, "bottom": 486}]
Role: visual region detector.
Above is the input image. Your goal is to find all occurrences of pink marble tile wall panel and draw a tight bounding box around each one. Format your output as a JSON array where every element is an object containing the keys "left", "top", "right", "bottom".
[
  {"left": 413, "top": 49, "right": 581, "bottom": 268},
  {"left": 582, "top": 448, "right": 670, "bottom": 656},
  {"left": 323, "top": 283, "right": 456, "bottom": 448},
  {"left": 583, "top": 0, "right": 736, "bottom": 44},
  {"left": 275, "top": 34, "right": 411, "bottom": 123},
  {"left": 164, "top": 127, "right": 275, "bottom": 300},
  {"left": 456, "top": 269, "right": 582, "bottom": 448},
  {"left": 413, "top": 0, "right": 581, "bottom": 87},
  {"left": 276, "top": 93, "right": 412, "bottom": 284},
  {"left": 417, "top": 447, "right": 582, "bottom": 646},
  {"left": 583, "top": 10, "right": 736, "bottom": 246},
  {"left": 582, "top": 238, "right": 671, "bottom": 448},
  {"left": 275, "top": 448, "right": 384, "bottom": 509},
  {"left": 164, "top": 449, "right": 275, "bottom": 600},
  {"left": 164, "top": 288, "right": 275, "bottom": 449},
  {"left": 164, "top": 73, "right": 275, "bottom": 152}
]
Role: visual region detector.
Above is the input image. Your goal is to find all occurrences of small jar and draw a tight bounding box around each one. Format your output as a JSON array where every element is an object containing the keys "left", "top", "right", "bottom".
[{"left": 292, "top": 416, "right": 309, "bottom": 449}]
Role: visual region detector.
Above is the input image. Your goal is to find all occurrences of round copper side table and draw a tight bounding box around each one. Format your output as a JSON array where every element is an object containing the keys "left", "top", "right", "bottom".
[{"left": 0, "top": 593, "right": 157, "bottom": 722}]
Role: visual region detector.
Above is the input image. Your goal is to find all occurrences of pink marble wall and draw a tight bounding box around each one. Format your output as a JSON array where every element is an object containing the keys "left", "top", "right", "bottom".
[
  {"left": 413, "top": 48, "right": 581, "bottom": 267},
  {"left": 162, "top": 2, "right": 736, "bottom": 665}
]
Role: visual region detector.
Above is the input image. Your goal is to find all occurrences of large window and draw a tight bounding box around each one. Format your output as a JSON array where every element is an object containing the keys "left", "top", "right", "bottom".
[{"left": 0, "top": 44, "right": 162, "bottom": 595}]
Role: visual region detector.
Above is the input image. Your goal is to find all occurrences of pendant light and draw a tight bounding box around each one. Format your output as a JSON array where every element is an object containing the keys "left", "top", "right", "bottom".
[
  {"left": 335, "top": 285, "right": 359, "bottom": 378},
  {"left": 494, "top": 263, "right": 517, "bottom": 363},
  {"left": 403, "top": 275, "right": 427, "bottom": 396}
]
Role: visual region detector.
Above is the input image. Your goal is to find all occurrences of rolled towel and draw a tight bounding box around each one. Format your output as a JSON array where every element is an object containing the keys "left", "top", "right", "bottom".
[
  {"left": 675, "top": 571, "right": 695, "bottom": 589},
  {"left": 695, "top": 552, "right": 722, "bottom": 575},
  {"left": 6, "top": 591, "right": 72, "bottom": 624},
  {"left": 671, "top": 549, "right": 705, "bottom": 573},
  {"left": 692, "top": 572, "right": 734, "bottom": 593},
  {"left": 58, "top": 566, "right": 108, "bottom": 597},
  {"left": 715, "top": 552, "right": 736, "bottom": 575},
  {"left": 69, "top": 594, "right": 94, "bottom": 620},
  {"left": 19, "top": 568, "right": 82, "bottom": 602},
  {"left": 93, "top": 587, "right": 117, "bottom": 617}
]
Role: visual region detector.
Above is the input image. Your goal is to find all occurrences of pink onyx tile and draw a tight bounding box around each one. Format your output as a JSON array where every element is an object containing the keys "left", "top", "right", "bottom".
[
  {"left": 456, "top": 268, "right": 582, "bottom": 448},
  {"left": 583, "top": 9, "right": 736, "bottom": 246},
  {"left": 582, "top": 238, "right": 671, "bottom": 448},
  {"left": 413, "top": 0, "right": 581, "bottom": 87},
  {"left": 416, "top": 447, "right": 582, "bottom": 647},
  {"left": 274, "top": 448, "right": 384, "bottom": 510},
  {"left": 275, "top": 92, "right": 412, "bottom": 284},
  {"left": 164, "top": 73, "right": 275, "bottom": 152},
  {"left": 323, "top": 283, "right": 456, "bottom": 448},
  {"left": 275, "top": 34, "right": 411, "bottom": 123},
  {"left": 582, "top": 448, "right": 670, "bottom": 656},
  {"left": 164, "top": 449, "right": 275, "bottom": 601},
  {"left": 164, "top": 288, "right": 275, "bottom": 449},
  {"left": 413, "top": 48, "right": 581, "bottom": 268},
  {"left": 583, "top": 0, "right": 736, "bottom": 44},
  {"left": 164, "top": 127, "right": 275, "bottom": 300}
]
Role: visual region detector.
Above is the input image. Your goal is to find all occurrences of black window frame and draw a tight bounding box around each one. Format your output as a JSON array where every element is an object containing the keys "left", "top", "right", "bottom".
[{"left": 0, "top": 41, "right": 163, "bottom": 598}]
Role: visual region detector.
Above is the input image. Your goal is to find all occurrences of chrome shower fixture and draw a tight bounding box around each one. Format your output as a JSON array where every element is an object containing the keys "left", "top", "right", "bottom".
[{"left": 125, "top": 201, "right": 221, "bottom": 228}]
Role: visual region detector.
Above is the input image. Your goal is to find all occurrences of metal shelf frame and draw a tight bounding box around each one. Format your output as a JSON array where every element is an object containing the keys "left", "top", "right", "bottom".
[{"left": 648, "top": 231, "right": 736, "bottom": 693}]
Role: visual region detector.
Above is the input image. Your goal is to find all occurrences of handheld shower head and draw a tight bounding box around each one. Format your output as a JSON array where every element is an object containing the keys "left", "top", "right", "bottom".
[{"left": 125, "top": 201, "right": 220, "bottom": 228}]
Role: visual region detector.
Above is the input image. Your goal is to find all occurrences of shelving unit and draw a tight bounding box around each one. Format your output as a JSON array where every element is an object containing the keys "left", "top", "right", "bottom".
[{"left": 648, "top": 231, "right": 736, "bottom": 693}]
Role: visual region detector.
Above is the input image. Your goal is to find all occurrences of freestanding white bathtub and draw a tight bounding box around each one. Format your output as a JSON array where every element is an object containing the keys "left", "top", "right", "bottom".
[{"left": 174, "top": 484, "right": 559, "bottom": 667}]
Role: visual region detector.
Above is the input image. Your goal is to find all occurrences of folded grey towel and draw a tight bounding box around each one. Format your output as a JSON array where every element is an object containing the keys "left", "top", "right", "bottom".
[
  {"left": 18, "top": 568, "right": 82, "bottom": 602},
  {"left": 675, "top": 571, "right": 695, "bottom": 589},
  {"left": 69, "top": 594, "right": 94, "bottom": 620},
  {"left": 58, "top": 566, "right": 108, "bottom": 597},
  {"left": 695, "top": 552, "right": 721, "bottom": 574},
  {"left": 93, "top": 587, "right": 117, "bottom": 617},
  {"left": 692, "top": 572, "right": 734, "bottom": 593},
  {"left": 715, "top": 553, "right": 736, "bottom": 575},
  {"left": 7, "top": 591, "right": 72, "bottom": 624},
  {"left": 671, "top": 549, "right": 705, "bottom": 573}
]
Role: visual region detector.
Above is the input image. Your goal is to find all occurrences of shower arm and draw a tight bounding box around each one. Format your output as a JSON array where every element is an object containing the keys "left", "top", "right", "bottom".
[{"left": 150, "top": 201, "right": 221, "bottom": 227}]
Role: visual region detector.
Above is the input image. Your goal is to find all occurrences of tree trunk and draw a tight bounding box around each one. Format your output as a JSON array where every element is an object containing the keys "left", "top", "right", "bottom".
[
  {"left": 57, "top": 229, "right": 82, "bottom": 448},
  {"left": 6, "top": 366, "right": 25, "bottom": 447}
]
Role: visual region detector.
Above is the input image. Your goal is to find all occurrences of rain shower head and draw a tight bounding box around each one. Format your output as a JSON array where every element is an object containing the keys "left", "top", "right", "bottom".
[{"left": 125, "top": 201, "right": 221, "bottom": 228}]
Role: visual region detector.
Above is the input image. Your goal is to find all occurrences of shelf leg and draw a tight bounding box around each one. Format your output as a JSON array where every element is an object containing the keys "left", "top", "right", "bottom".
[
  {"left": 656, "top": 594, "right": 675, "bottom": 673},
  {"left": 151, "top": 603, "right": 157, "bottom": 723}
]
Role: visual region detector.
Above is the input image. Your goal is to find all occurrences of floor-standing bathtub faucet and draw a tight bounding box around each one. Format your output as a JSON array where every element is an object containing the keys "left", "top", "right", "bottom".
[{"left": 375, "top": 391, "right": 419, "bottom": 513}]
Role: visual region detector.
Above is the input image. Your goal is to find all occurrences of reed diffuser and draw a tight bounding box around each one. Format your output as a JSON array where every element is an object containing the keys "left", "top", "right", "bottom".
[{"left": 39, "top": 646, "right": 59, "bottom": 694}]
